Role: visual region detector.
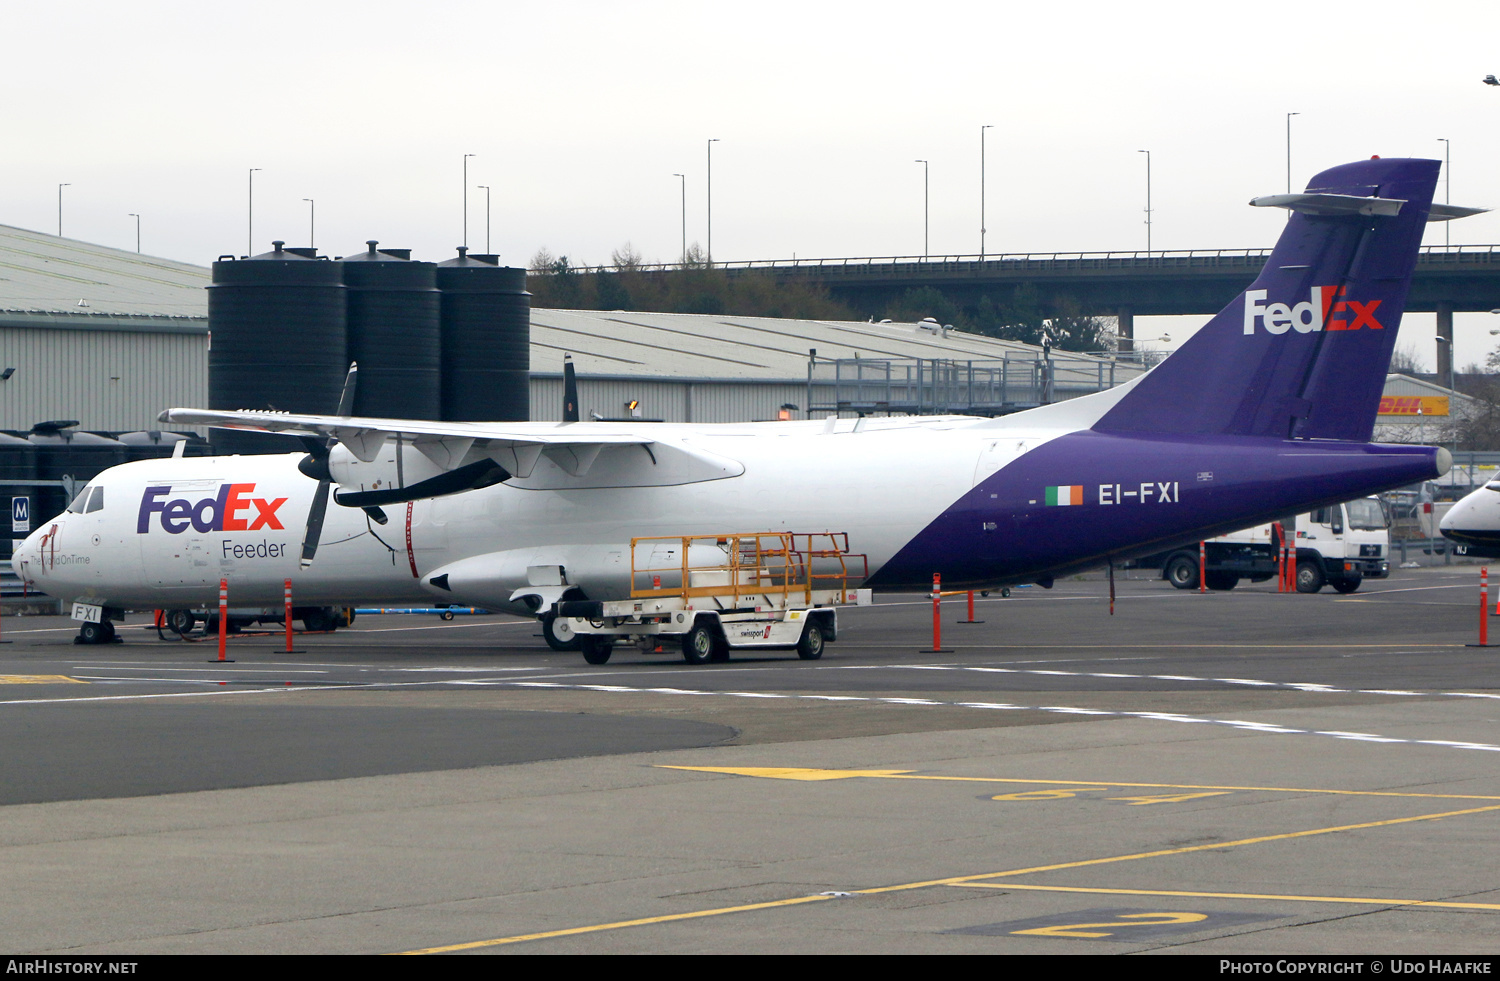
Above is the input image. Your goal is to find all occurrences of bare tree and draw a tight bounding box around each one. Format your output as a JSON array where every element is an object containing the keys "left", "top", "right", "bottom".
[
  {"left": 611, "top": 242, "right": 643, "bottom": 272},
  {"left": 1389, "top": 343, "right": 1426, "bottom": 375}
]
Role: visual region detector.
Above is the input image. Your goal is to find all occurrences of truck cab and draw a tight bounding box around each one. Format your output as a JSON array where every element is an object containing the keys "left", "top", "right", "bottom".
[
  {"left": 1149, "top": 496, "right": 1389, "bottom": 593},
  {"left": 1297, "top": 497, "right": 1390, "bottom": 592}
]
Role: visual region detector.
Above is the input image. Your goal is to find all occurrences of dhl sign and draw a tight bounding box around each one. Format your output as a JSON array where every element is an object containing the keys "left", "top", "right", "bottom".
[{"left": 1378, "top": 396, "right": 1449, "bottom": 417}]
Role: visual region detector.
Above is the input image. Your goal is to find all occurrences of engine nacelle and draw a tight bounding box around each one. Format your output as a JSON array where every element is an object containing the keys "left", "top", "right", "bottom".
[{"left": 327, "top": 442, "right": 508, "bottom": 507}]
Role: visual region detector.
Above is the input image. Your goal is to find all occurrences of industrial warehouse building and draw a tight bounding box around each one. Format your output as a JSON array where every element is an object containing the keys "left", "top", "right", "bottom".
[{"left": 0, "top": 225, "right": 1139, "bottom": 434}]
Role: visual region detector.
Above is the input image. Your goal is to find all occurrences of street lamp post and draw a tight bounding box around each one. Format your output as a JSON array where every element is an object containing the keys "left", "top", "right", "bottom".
[
  {"left": 302, "top": 198, "right": 315, "bottom": 249},
  {"left": 57, "top": 184, "right": 70, "bottom": 237},
  {"left": 128, "top": 213, "right": 140, "bottom": 253},
  {"left": 248, "top": 168, "right": 261, "bottom": 256},
  {"left": 673, "top": 173, "right": 686, "bottom": 264},
  {"left": 707, "top": 139, "right": 720, "bottom": 265},
  {"left": 462, "top": 154, "right": 476, "bottom": 250},
  {"left": 477, "top": 185, "right": 490, "bottom": 254},
  {"left": 981, "top": 124, "right": 993, "bottom": 259},
  {"left": 1137, "top": 150, "right": 1151, "bottom": 252},
  {"left": 1290, "top": 113, "right": 1302, "bottom": 193},
  {"left": 1438, "top": 138, "right": 1450, "bottom": 248},
  {"left": 915, "top": 159, "right": 929, "bottom": 257}
]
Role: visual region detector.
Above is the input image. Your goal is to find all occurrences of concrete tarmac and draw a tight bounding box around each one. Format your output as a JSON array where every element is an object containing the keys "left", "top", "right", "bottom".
[{"left": 1, "top": 565, "right": 1498, "bottom": 954}]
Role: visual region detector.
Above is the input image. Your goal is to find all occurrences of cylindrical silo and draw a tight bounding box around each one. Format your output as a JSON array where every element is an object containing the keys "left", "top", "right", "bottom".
[
  {"left": 208, "top": 241, "right": 347, "bottom": 453},
  {"left": 436, "top": 248, "right": 530, "bottom": 422},
  {"left": 28, "top": 428, "right": 129, "bottom": 529},
  {"left": 338, "top": 241, "right": 441, "bottom": 419}
]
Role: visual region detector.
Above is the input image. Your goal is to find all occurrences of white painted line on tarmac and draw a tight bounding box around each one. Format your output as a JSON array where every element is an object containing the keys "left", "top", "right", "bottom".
[
  {"left": 497, "top": 680, "right": 1500, "bottom": 754},
  {"left": 850, "top": 663, "right": 1500, "bottom": 702}
]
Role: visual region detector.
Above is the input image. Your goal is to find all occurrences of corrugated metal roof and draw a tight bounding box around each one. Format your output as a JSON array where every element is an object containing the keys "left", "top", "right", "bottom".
[
  {"left": 530, "top": 308, "right": 1124, "bottom": 381},
  {"left": 0, "top": 226, "right": 1125, "bottom": 379},
  {"left": 0, "top": 223, "right": 208, "bottom": 327}
]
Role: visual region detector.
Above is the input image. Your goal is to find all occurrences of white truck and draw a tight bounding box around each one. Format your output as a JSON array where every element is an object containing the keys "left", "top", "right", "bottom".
[
  {"left": 1146, "top": 497, "right": 1390, "bottom": 593},
  {"left": 556, "top": 531, "right": 868, "bottom": 665}
]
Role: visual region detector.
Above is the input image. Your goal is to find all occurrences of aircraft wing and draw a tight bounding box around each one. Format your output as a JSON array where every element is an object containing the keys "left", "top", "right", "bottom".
[{"left": 158, "top": 407, "right": 743, "bottom": 490}]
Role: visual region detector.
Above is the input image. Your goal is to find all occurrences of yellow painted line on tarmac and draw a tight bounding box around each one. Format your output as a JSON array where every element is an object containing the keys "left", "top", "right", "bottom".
[
  {"left": 952, "top": 881, "right": 1500, "bottom": 911},
  {"left": 852, "top": 804, "right": 1500, "bottom": 895},
  {"left": 397, "top": 803, "right": 1500, "bottom": 953},
  {"left": 0, "top": 675, "right": 86, "bottom": 685},
  {"left": 657, "top": 766, "right": 1500, "bottom": 801},
  {"left": 394, "top": 894, "right": 835, "bottom": 954}
]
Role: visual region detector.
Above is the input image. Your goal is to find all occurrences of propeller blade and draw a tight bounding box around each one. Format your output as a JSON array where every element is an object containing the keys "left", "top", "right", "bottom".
[
  {"left": 300, "top": 477, "right": 331, "bottom": 569},
  {"left": 299, "top": 362, "right": 358, "bottom": 568},
  {"left": 563, "top": 354, "right": 579, "bottom": 423},
  {"left": 336, "top": 361, "right": 359, "bottom": 417}
]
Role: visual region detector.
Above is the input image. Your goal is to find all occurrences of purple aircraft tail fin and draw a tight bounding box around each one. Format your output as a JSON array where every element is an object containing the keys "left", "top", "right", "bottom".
[{"left": 1096, "top": 157, "right": 1439, "bottom": 442}]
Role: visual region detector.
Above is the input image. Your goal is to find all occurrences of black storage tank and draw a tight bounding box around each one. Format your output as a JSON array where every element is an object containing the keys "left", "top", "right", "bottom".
[
  {"left": 208, "top": 241, "right": 346, "bottom": 453},
  {"left": 27, "top": 427, "right": 129, "bottom": 531},
  {"left": 436, "top": 248, "right": 530, "bottom": 422},
  {"left": 337, "top": 241, "right": 441, "bottom": 419}
]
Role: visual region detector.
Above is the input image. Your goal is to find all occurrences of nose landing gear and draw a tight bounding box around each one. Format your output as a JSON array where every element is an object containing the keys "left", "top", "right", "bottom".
[{"left": 75, "top": 619, "right": 118, "bottom": 645}]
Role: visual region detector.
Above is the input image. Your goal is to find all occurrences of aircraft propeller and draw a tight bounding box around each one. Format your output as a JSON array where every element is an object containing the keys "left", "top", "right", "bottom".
[{"left": 297, "top": 362, "right": 358, "bottom": 568}]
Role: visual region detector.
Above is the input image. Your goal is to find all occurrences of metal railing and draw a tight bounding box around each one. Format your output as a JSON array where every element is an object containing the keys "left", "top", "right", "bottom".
[
  {"left": 629, "top": 532, "right": 868, "bottom": 607},
  {"left": 807, "top": 354, "right": 1137, "bottom": 416},
  {"left": 547, "top": 245, "right": 1500, "bottom": 277}
]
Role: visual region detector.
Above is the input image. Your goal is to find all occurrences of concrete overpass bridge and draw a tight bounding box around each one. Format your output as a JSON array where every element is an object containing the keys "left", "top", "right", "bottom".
[{"left": 579, "top": 245, "right": 1500, "bottom": 378}]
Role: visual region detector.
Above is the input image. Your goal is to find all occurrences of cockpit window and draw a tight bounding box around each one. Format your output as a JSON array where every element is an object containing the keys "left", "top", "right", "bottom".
[
  {"left": 1487, "top": 481, "right": 1500, "bottom": 492},
  {"left": 66, "top": 484, "right": 94, "bottom": 513},
  {"left": 1345, "top": 498, "right": 1388, "bottom": 530},
  {"left": 84, "top": 487, "right": 104, "bottom": 513}
]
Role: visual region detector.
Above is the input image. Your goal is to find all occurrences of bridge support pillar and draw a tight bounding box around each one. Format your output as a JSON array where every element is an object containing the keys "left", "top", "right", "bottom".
[
  {"left": 1437, "top": 301, "right": 1454, "bottom": 385},
  {"left": 1116, "top": 306, "right": 1134, "bottom": 353}
]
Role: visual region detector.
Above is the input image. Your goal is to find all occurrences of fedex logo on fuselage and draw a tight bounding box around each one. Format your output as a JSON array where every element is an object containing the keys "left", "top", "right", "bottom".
[
  {"left": 1243, "top": 287, "right": 1383, "bottom": 335},
  {"left": 137, "top": 484, "right": 288, "bottom": 535}
]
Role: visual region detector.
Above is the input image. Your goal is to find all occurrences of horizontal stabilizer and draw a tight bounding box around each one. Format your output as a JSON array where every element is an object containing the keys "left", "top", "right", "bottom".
[
  {"left": 1428, "top": 202, "right": 1490, "bottom": 222},
  {"left": 1250, "top": 193, "right": 1487, "bottom": 222},
  {"left": 1250, "top": 192, "right": 1406, "bottom": 217}
]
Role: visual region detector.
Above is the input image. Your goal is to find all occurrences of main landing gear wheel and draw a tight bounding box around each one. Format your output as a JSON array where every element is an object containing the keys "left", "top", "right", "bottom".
[
  {"left": 166, "top": 609, "right": 196, "bottom": 635},
  {"left": 1296, "top": 561, "right": 1325, "bottom": 594},
  {"left": 301, "top": 608, "right": 338, "bottom": 632},
  {"left": 77, "top": 620, "right": 115, "bottom": 645},
  {"left": 681, "top": 623, "right": 717, "bottom": 665},
  {"left": 580, "top": 635, "right": 612, "bottom": 665},
  {"left": 1165, "top": 554, "right": 1199, "bottom": 590},
  {"left": 796, "top": 621, "right": 826, "bottom": 660},
  {"left": 541, "top": 612, "right": 581, "bottom": 651}
]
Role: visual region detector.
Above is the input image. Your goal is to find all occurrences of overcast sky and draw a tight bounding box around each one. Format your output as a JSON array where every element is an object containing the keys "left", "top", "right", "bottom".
[{"left": 8, "top": 0, "right": 1500, "bottom": 367}]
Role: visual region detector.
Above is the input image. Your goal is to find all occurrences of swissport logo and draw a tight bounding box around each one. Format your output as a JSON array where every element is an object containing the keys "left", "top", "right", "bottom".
[
  {"left": 137, "top": 484, "right": 288, "bottom": 535},
  {"left": 1243, "top": 287, "right": 1383, "bottom": 335}
]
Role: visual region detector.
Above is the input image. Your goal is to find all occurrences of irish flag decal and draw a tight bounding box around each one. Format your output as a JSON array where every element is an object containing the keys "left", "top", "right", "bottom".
[{"left": 1045, "top": 485, "right": 1083, "bottom": 506}]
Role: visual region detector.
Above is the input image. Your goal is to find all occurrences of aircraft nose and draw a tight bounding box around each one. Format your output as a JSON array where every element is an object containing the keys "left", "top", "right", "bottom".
[
  {"left": 1441, "top": 489, "right": 1496, "bottom": 532},
  {"left": 11, "top": 529, "right": 39, "bottom": 581}
]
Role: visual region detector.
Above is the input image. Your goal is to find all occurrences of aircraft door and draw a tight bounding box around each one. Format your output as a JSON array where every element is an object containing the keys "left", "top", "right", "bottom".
[{"left": 136, "top": 478, "right": 219, "bottom": 591}]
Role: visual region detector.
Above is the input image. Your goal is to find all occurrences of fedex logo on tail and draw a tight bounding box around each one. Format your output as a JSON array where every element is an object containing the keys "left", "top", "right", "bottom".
[
  {"left": 1243, "top": 287, "right": 1383, "bottom": 335},
  {"left": 137, "top": 484, "right": 288, "bottom": 534}
]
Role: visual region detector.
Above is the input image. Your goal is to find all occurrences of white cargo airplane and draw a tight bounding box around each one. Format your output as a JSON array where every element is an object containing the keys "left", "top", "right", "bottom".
[{"left": 13, "top": 157, "right": 1465, "bottom": 660}]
